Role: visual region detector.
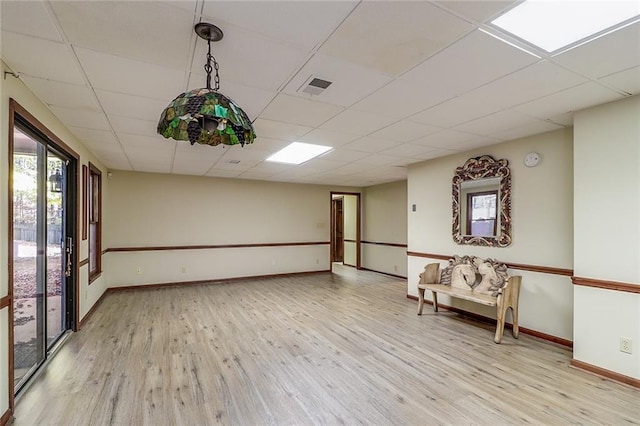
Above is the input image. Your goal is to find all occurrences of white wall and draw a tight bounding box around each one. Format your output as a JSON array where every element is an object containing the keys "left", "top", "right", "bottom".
[
  {"left": 407, "top": 128, "right": 574, "bottom": 340},
  {"left": 104, "top": 171, "right": 355, "bottom": 286},
  {"left": 1, "top": 60, "right": 109, "bottom": 416},
  {"left": 573, "top": 95, "right": 640, "bottom": 379},
  {"left": 342, "top": 194, "right": 358, "bottom": 267},
  {"left": 362, "top": 181, "right": 407, "bottom": 277}
]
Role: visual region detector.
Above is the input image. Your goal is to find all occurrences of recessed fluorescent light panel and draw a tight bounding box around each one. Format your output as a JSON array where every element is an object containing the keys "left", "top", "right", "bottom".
[
  {"left": 266, "top": 142, "right": 332, "bottom": 165},
  {"left": 491, "top": 0, "right": 640, "bottom": 53}
]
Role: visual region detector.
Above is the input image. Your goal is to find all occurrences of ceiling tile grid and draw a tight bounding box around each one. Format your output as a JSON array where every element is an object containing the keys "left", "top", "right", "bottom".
[{"left": 1, "top": 1, "right": 638, "bottom": 187}]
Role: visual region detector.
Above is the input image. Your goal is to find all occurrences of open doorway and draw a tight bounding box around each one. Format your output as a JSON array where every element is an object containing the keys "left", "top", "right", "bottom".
[{"left": 330, "top": 192, "right": 361, "bottom": 271}]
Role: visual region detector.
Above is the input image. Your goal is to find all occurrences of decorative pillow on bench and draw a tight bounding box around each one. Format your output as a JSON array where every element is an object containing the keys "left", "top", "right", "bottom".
[{"left": 421, "top": 255, "right": 509, "bottom": 297}]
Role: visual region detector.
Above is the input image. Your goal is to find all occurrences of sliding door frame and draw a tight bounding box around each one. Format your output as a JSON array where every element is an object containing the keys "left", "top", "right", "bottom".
[{"left": 8, "top": 99, "right": 80, "bottom": 411}]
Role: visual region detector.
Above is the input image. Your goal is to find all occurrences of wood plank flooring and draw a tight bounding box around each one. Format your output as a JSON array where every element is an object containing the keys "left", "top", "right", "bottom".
[{"left": 12, "top": 265, "right": 640, "bottom": 425}]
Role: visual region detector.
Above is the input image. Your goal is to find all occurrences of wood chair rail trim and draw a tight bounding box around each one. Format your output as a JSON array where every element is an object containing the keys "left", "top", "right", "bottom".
[
  {"left": 1, "top": 408, "right": 11, "bottom": 426},
  {"left": 572, "top": 276, "right": 640, "bottom": 294},
  {"left": 361, "top": 240, "right": 408, "bottom": 248},
  {"left": 407, "top": 251, "right": 573, "bottom": 276},
  {"left": 0, "top": 295, "right": 10, "bottom": 309},
  {"left": 105, "top": 241, "right": 330, "bottom": 252}
]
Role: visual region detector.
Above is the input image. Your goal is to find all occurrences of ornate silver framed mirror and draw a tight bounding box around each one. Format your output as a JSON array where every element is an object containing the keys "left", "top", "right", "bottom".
[{"left": 452, "top": 155, "right": 512, "bottom": 247}]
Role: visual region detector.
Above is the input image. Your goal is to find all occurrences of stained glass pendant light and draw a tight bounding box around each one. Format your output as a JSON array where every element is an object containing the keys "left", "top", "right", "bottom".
[{"left": 158, "top": 23, "right": 256, "bottom": 147}]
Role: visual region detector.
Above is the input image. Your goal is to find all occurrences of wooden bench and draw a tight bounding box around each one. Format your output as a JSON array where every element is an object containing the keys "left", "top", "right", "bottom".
[{"left": 417, "top": 259, "right": 521, "bottom": 344}]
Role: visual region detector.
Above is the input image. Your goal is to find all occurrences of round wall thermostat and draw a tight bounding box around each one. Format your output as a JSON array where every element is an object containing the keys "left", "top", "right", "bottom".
[{"left": 524, "top": 152, "right": 540, "bottom": 167}]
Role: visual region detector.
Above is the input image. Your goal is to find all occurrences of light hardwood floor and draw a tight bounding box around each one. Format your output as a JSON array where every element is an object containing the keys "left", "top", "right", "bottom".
[{"left": 12, "top": 265, "right": 640, "bottom": 425}]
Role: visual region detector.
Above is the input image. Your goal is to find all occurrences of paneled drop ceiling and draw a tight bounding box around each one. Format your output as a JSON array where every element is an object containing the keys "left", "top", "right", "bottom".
[{"left": 1, "top": 1, "right": 638, "bottom": 187}]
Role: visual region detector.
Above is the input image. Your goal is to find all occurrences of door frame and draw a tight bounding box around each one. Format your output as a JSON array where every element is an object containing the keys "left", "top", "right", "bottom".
[
  {"left": 8, "top": 99, "right": 80, "bottom": 410},
  {"left": 331, "top": 197, "right": 344, "bottom": 263},
  {"left": 329, "top": 191, "right": 361, "bottom": 272}
]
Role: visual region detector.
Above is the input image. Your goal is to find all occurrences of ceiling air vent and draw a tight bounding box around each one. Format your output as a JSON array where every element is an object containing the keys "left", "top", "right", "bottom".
[
  {"left": 226, "top": 159, "right": 241, "bottom": 164},
  {"left": 298, "top": 76, "right": 332, "bottom": 96}
]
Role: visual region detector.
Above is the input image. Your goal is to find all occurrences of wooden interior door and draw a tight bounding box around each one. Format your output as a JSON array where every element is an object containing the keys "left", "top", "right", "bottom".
[{"left": 332, "top": 198, "right": 344, "bottom": 262}]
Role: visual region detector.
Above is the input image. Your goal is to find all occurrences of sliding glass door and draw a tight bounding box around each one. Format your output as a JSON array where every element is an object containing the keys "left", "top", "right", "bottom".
[{"left": 12, "top": 121, "right": 75, "bottom": 394}]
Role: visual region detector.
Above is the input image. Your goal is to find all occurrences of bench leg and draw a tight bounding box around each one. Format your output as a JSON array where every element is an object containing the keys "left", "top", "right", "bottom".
[
  {"left": 432, "top": 291, "right": 438, "bottom": 312},
  {"left": 511, "top": 306, "right": 519, "bottom": 339},
  {"left": 494, "top": 295, "right": 507, "bottom": 344},
  {"left": 417, "top": 287, "right": 425, "bottom": 315}
]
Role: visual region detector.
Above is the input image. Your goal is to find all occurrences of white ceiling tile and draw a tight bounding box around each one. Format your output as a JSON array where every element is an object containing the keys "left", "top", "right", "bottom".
[
  {"left": 342, "top": 137, "right": 404, "bottom": 153},
  {"left": 237, "top": 171, "right": 281, "bottom": 181},
  {"left": 126, "top": 148, "right": 174, "bottom": 164},
  {"left": 68, "top": 127, "right": 118, "bottom": 145},
  {"left": 191, "top": 23, "right": 309, "bottom": 92},
  {"left": 50, "top": 1, "right": 194, "bottom": 68},
  {"left": 282, "top": 53, "right": 393, "bottom": 107},
  {"left": 435, "top": 1, "right": 517, "bottom": 23},
  {"left": 76, "top": 48, "right": 186, "bottom": 101},
  {"left": 49, "top": 106, "right": 110, "bottom": 130},
  {"left": 302, "top": 158, "right": 347, "bottom": 172},
  {"left": 130, "top": 161, "right": 173, "bottom": 174},
  {"left": 379, "top": 143, "right": 441, "bottom": 159},
  {"left": 599, "top": 66, "right": 640, "bottom": 95},
  {"left": 489, "top": 120, "right": 564, "bottom": 141},
  {"left": 548, "top": 112, "right": 574, "bottom": 126},
  {"left": 410, "top": 96, "right": 502, "bottom": 128},
  {"left": 334, "top": 162, "right": 379, "bottom": 175},
  {"left": 173, "top": 140, "right": 225, "bottom": 163},
  {"left": 202, "top": 1, "right": 357, "bottom": 50},
  {"left": 462, "top": 60, "right": 588, "bottom": 110},
  {"left": 187, "top": 73, "right": 275, "bottom": 120},
  {"left": 119, "top": 133, "right": 174, "bottom": 152},
  {"left": 320, "top": 109, "right": 398, "bottom": 136},
  {"left": 96, "top": 90, "right": 171, "bottom": 122},
  {"left": 401, "top": 30, "right": 538, "bottom": 95},
  {"left": 245, "top": 162, "right": 291, "bottom": 174},
  {"left": 88, "top": 153, "right": 131, "bottom": 171},
  {"left": 410, "top": 129, "right": 481, "bottom": 149},
  {"left": 109, "top": 115, "right": 158, "bottom": 138},
  {"left": 354, "top": 154, "right": 406, "bottom": 166},
  {"left": 415, "top": 148, "right": 460, "bottom": 160},
  {"left": 319, "top": 1, "right": 473, "bottom": 76},
  {"left": 253, "top": 119, "right": 312, "bottom": 142},
  {"left": 171, "top": 143, "right": 220, "bottom": 175},
  {"left": 0, "top": 1, "right": 62, "bottom": 41},
  {"left": 352, "top": 79, "right": 454, "bottom": 119},
  {"left": 369, "top": 120, "right": 442, "bottom": 142},
  {"left": 260, "top": 94, "right": 343, "bottom": 127},
  {"left": 320, "top": 148, "right": 371, "bottom": 163},
  {"left": 554, "top": 22, "right": 640, "bottom": 79},
  {"left": 170, "top": 164, "right": 210, "bottom": 176},
  {"left": 20, "top": 77, "right": 100, "bottom": 111},
  {"left": 84, "top": 140, "right": 125, "bottom": 156},
  {"left": 250, "top": 137, "right": 291, "bottom": 152},
  {"left": 158, "top": 1, "right": 198, "bottom": 14},
  {"left": 205, "top": 169, "right": 243, "bottom": 179},
  {"left": 453, "top": 109, "right": 542, "bottom": 136},
  {"left": 211, "top": 158, "right": 259, "bottom": 171},
  {"left": 446, "top": 136, "right": 501, "bottom": 152},
  {"left": 513, "top": 82, "right": 625, "bottom": 119},
  {"left": 223, "top": 147, "right": 271, "bottom": 163},
  {"left": 1, "top": 31, "right": 85, "bottom": 84},
  {"left": 298, "top": 129, "right": 360, "bottom": 147}
]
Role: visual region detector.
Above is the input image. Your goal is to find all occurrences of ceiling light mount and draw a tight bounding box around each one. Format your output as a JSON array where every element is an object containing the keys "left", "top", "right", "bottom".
[
  {"left": 194, "top": 22, "right": 223, "bottom": 42},
  {"left": 157, "top": 22, "right": 256, "bottom": 147}
]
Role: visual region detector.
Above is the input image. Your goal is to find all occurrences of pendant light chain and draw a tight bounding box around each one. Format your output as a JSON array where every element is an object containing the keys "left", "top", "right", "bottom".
[{"left": 204, "top": 39, "right": 220, "bottom": 91}]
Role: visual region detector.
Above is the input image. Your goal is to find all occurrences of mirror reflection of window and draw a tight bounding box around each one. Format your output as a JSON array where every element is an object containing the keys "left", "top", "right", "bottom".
[{"left": 467, "top": 191, "right": 497, "bottom": 236}]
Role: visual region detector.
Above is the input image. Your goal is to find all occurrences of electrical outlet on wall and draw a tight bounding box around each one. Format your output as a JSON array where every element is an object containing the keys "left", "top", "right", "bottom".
[{"left": 620, "top": 337, "right": 632, "bottom": 354}]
